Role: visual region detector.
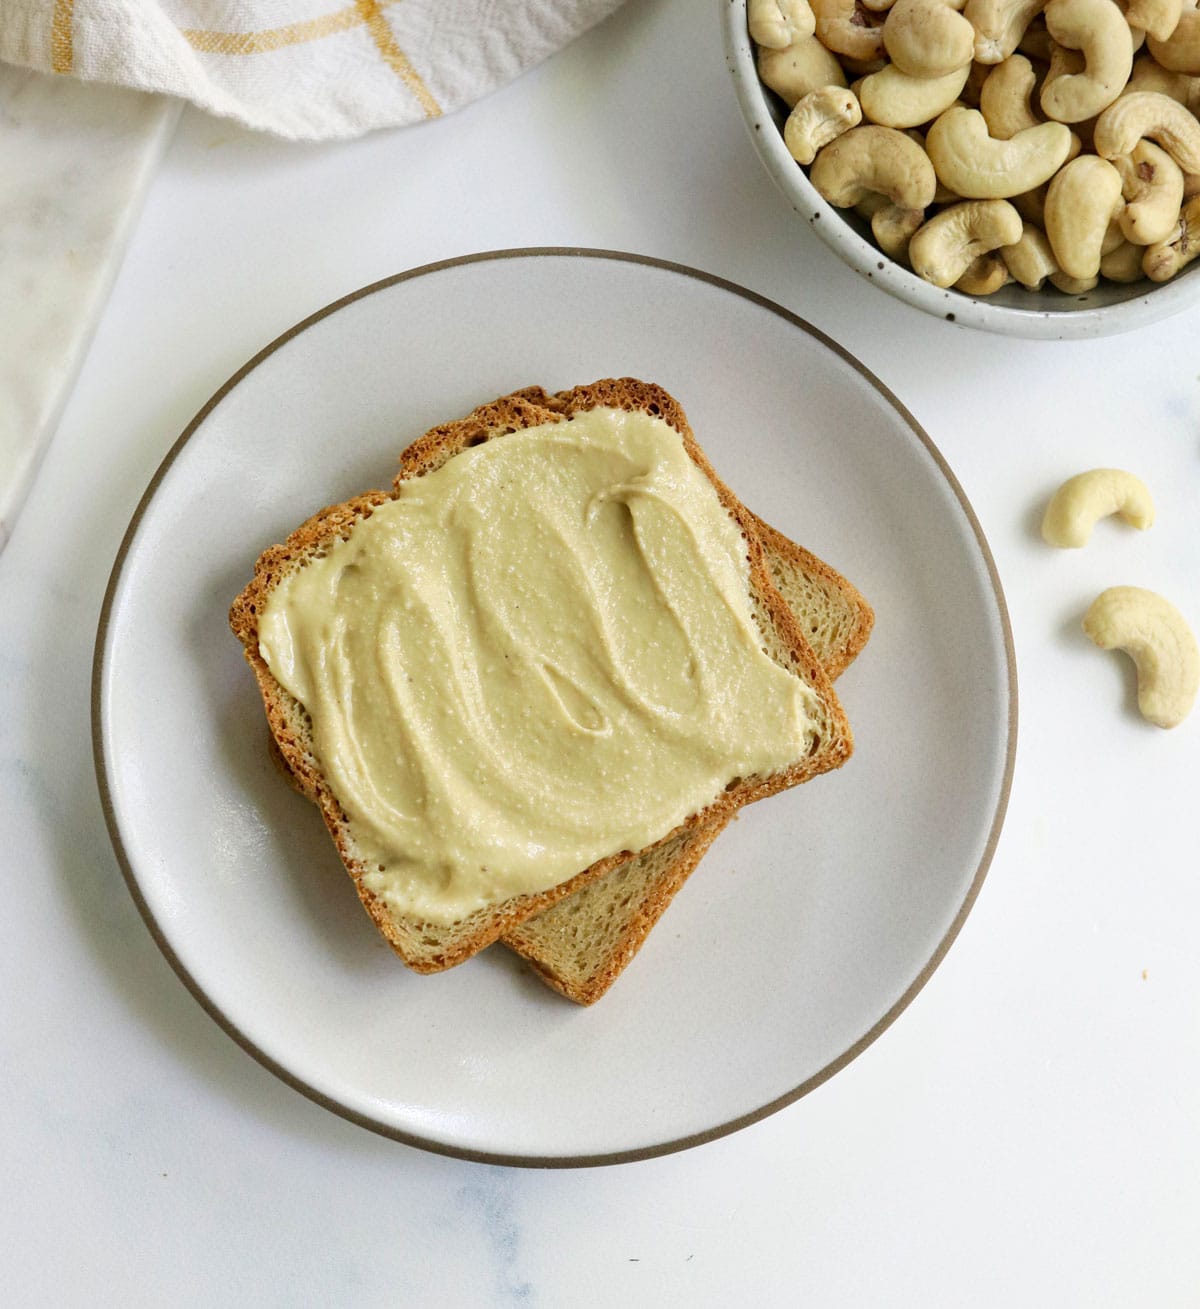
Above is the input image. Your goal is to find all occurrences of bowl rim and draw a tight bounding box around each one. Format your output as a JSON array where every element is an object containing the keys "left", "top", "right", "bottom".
[{"left": 720, "top": 0, "right": 1200, "bottom": 339}]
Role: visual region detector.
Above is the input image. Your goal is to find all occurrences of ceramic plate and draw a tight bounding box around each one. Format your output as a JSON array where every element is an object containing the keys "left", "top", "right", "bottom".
[{"left": 94, "top": 250, "right": 1015, "bottom": 1166}]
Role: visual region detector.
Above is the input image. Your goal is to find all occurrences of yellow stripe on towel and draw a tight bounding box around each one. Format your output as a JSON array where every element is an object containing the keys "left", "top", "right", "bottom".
[
  {"left": 354, "top": 0, "right": 442, "bottom": 118},
  {"left": 51, "top": 0, "right": 74, "bottom": 73},
  {"left": 182, "top": 4, "right": 373, "bottom": 56},
  {"left": 180, "top": 0, "right": 442, "bottom": 119}
]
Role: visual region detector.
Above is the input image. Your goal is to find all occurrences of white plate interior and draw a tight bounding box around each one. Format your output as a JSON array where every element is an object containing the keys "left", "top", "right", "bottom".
[{"left": 96, "top": 251, "right": 1014, "bottom": 1163}]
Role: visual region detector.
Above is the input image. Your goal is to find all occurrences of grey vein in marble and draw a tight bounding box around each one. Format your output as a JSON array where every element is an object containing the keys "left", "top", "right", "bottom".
[
  {"left": 457, "top": 1175, "right": 535, "bottom": 1303},
  {"left": 0, "top": 66, "right": 180, "bottom": 551}
]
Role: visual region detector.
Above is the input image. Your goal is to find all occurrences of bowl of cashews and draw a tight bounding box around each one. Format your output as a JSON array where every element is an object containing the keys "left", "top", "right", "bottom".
[{"left": 723, "top": 0, "right": 1200, "bottom": 336}]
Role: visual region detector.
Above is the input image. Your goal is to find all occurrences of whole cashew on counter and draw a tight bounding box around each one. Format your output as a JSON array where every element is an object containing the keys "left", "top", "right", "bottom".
[
  {"left": 750, "top": 0, "right": 1200, "bottom": 293},
  {"left": 1083, "top": 587, "right": 1199, "bottom": 728},
  {"left": 1040, "top": 470, "right": 1195, "bottom": 729},
  {"left": 1042, "top": 468, "right": 1156, "bottom": 546}
]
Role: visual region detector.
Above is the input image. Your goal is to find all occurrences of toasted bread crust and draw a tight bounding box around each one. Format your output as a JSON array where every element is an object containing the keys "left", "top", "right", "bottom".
[
  {"left": 748, "top": 512, "right": 874, "bottom": 682},
  {"left": 229, "top": 380, "right": 853, "bottom": 975}
]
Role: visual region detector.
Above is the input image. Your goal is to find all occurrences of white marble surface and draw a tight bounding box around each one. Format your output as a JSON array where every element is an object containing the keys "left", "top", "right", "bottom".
[
  {"left": 3, "top": 1, "right": 1199, "bottom": 1303},
  {"left": 0, "top": 67, "right": 179, "bottom": 549}
]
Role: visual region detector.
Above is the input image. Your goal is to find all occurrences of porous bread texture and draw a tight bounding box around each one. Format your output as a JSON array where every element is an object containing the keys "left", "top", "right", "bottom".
[
  {"left": 229, "top": 380, "right": 853, "bottom": 976},
  {"left": 504, "top": 820, "right": 729, "bottom": 1004},
  {"left": 503, "top": 509, "right": 873, "bottom": 1005},
  {"left": 751, "top": 511, "right": 873, "bottom": 683}
]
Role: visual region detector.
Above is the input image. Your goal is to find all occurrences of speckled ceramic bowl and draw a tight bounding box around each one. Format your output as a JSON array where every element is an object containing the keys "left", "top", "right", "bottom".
[{"left": 722, "top": 0, "right": 1200, "bottom": 338}]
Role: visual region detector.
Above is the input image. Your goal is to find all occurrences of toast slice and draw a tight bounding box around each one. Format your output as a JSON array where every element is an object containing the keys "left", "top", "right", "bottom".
[
  {"left": 749, "top": 511, "right": 874, "bottom": 684},
  {"left": 230, "top": 379, "right": 854, "bottom": 976},
  {"left": 502, "top": 512, "right": 872, "bottom": 1004}
]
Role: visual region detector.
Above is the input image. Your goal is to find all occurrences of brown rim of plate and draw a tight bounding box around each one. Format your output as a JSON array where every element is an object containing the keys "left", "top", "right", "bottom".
[{"left": 91, "top": 246, "right": 1018, "bottom": 1170}]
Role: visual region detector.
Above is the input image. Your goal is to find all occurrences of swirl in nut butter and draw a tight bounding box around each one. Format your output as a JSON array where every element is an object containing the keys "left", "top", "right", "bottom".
[{"left": 258, "top": 407, "right": 819, "bottom": 924}]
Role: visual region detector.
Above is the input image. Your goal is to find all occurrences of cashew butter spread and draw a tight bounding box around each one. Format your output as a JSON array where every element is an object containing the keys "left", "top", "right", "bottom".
[{"left": 257, "top": 407, "right": 819, "bottom": 925}]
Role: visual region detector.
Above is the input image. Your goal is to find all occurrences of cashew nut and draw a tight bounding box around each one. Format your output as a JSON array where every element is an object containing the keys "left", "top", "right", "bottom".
[
  {"left": 785, "top": 86, "right": 864, "bottom": 162},
  {"left": 883, "top": 0, "right": 976, "bottom": 76},
  {"left": 853, "top": 190, "right": 892, "bottom": 219},
  {"left": 759, "top": 36, "right": 849, "bottom": 106},
  {"left": 1073, "top": 116, "right": 1100, "bottom": 157},
  {"left": 871, "top": 202, "right": 927, "bottom": 259},
  {"left": 1044, "top": 154, "right": 1125, "bottom": 277},
  {"left": 859, "top": 61, "right": 971, "bottom": 127},
  {"left": 1040, "top": 0, "right": 1134, "bottom": 123},
  {"left": 904, "top": 128, "right": 963, "bottom": 200},
  {"left": 841, "top": 53, "right": 890, "bottom": 75},
  {"left": 1082, "top": 587, "right": 1199, "bottom": 728},
  {"left": 1042, "top": 160, "right": 1122, "bottom": 276},
  {"left": 1012, "top": 182, "right": 1049, "bottom": 223},
  {"left": 1050, "top": 270, "right": 1100, "bottom": 289},
  {"left": 811, "top": 0, "right": 888, "bottom": 61},
  {"left": 1143, "top": 193, "right": 1200, "bottom": 279},
  {"left": 926, "top": 106, "right": 1075, "bottom": 196},
  {"left": 1126, "top": 53, "right": 1200, "bottom": 113},
  {"left": 1042, "top": 467, "right": 1155, "bottom": 547},
  {"left": 1114, "top": 139, "right": 1187, "bottom": 243},
  {"left": 1100, "top": 236, "right": 1150, "bottom": 277},
  {"left": 1045, "top": 41, "right": 1086, "bottom": 85},
  {"left": 810, "top": 124, "right": 939, "bottom": 207},
  {"left": 909, "top": 198, "right": 1023, "bottom": 283},
  {"left": 1042, "top": 42, "right": 1086, "bottom": 108},
  {"left": 1102, "top": 213, "right": 1127, "bottom": 252},
  {"left": 750, "top": 0, "right": 818, "bottom": 48},
  {"left": 1123, "top": 0, "right": 1182, "bottom": 42},
  {"left": 1113, "top": 0, "right": 1149, "bottom": 53},
  {"left": 1001, "top": 223, "right": 1061, "bottom": 285},
  {"left": 967, "top": 0, "right": 1046, "bottom": 63},
  {"left": 980, "top": 55, "right": 1041, "bottom": 138},
  {"left": 1094, "top": 91, "right": 1200, "bottom": 174},
  {"left": 955, "top": 250, "right": 1013, "bottom": 289},
  {"left": 1017, "top": 15, "right": 1056, "bottom": 62},
  {"left": 1147, "top": 7, "right": 1200, "bottom": 74}
]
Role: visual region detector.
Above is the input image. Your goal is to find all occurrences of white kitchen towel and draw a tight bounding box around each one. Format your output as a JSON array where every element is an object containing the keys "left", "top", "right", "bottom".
[{"left": 0, "top": 0, "right": 627, "bottom": 140}]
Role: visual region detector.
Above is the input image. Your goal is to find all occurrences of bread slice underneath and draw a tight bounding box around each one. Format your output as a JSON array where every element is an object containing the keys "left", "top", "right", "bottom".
[
  {"left": 501, "top": 511, "right": 873, "bottom": 1005},
  {"left": 230, "top": 379, "right": 853, "bottom": 975}
]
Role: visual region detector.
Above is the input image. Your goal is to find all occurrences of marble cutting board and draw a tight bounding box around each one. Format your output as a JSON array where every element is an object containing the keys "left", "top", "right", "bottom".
[{"left": 0, "top": 65, "right": 180, "bottom": 552}]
